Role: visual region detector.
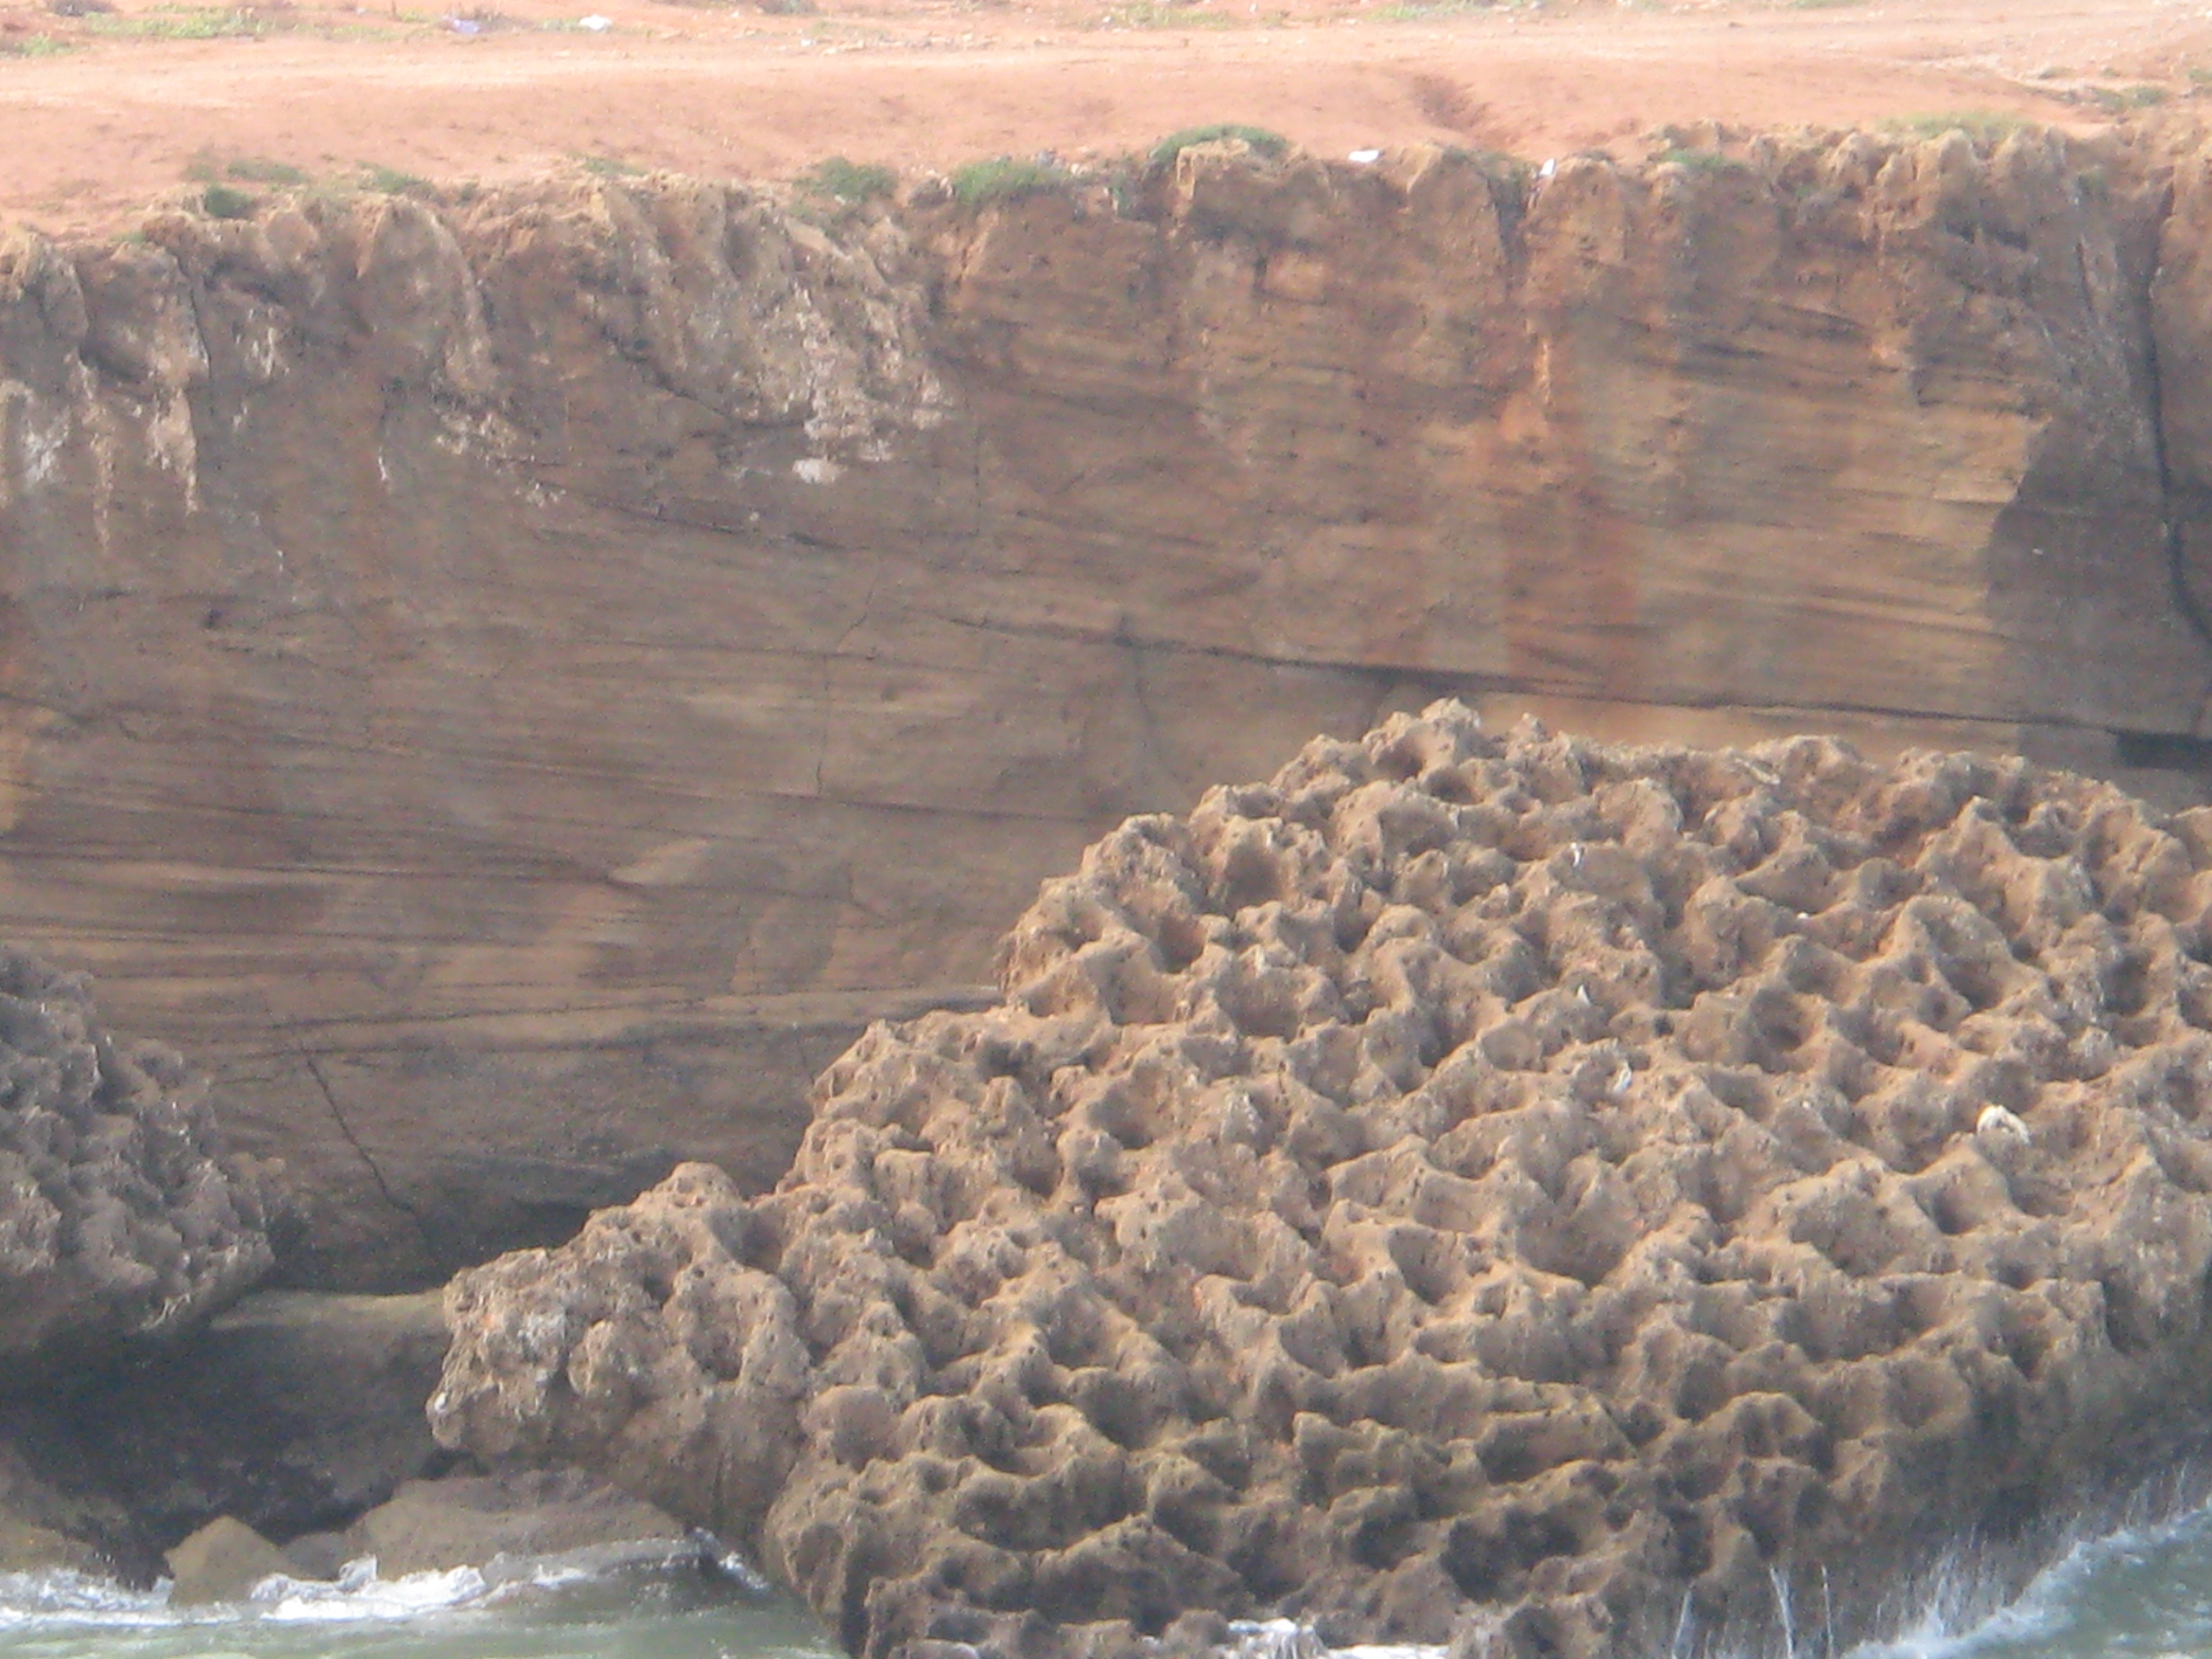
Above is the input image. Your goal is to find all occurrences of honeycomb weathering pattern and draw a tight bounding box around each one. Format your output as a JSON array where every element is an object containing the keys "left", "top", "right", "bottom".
[
  {"left": 432, "top": 703, "right": 2212, "bottom": 1658},
  {"left": 0, "top": 946, "right": 271, "bottom": 1369}
]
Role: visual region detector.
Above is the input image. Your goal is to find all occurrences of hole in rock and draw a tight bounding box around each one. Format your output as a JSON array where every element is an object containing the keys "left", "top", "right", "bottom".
[
  {"left": 2113, "top": 729, "right": 2212, "bottom": 773},
  {"left": 1219, "top": 842, "right": 1285, "bottom": 914},
  {"left": 1152, "top": 909, "right": 1208, "bottom": 973}
]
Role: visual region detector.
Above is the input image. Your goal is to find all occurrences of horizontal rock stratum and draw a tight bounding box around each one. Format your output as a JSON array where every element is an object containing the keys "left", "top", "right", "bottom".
[
  {"left": 433, "top": 703, "right": 2212, "bottom": 1659},
  {"left": 4, "top": 122, "right": 2211, "bottom": 1285}
]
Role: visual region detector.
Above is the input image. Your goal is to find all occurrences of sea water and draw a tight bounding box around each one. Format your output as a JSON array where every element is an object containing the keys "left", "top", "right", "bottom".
[
  {"left": 12, "top": 1509, "right": 2212, "bottom": 1659},
  {"left": 0, "top": 1555, "right": 841, "bottom": 1659}
]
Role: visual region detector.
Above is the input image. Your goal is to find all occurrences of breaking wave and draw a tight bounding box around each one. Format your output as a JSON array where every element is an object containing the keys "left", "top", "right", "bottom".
[{"left": 0, "top": 1550, "right": 837, "bottom": 1659}]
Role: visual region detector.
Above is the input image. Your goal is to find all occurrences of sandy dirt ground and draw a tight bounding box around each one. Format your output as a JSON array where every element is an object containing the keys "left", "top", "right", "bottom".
[{"left": 0, "top": 0, "right": 2206, "bottom": 238}]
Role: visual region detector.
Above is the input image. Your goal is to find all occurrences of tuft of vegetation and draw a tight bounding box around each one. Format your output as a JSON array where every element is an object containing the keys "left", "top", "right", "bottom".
[
  {"left": 2090, "top": 84, "right": 2169, "bottom": 114},
  {"left": 800, "top": 156, "right": 898, "bottom": 202},
  {"left": 1095, "top": 1, "right": 1236, "bottom": 27},
  {"left": 85, "top": 4, "right": 282, "bottom": 36},
  {"left": 577, "top": 153, "right": 641, "bottom": 179},
  {"left": 1658, "top": 147, "right": 1743, "bottom": 174},
  {"left": 225, "top": 156, "right": 310, "bottom": 185},
  {"left": 1148, "top": 123, "right": 1289, "bottom": 167},
  {"left": 948, "top": 156, "right": 1066, "bottom": 207},
  {"left": 361, "top": 163, "right": 431, "bottom": 194},
  {"left": 1370, "top": 0, "right": 1487, "bottom": 18},
  {"left": 0, "top": 29, "right": 80, "bottom": 51},
  {"left": 1883, "top": 110, "right": 2028, "bottom": 145},
  {"left": 200, "top": 183, "right": 257, "bottom": 220}
]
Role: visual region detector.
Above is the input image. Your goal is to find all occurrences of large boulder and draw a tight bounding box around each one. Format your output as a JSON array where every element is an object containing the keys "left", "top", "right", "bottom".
[
  {"left": 432, "top": 704, "right": 2212, "bottom": 1658},
  {"left": 0, "top": 946, "right": 271, "bottom": 1376},
  {"left": 343, "top": 1467, "right": 697, "bottom": 1579},
  {"left": 163, "top": 1515, "right": 294, "bottom": 1606}
]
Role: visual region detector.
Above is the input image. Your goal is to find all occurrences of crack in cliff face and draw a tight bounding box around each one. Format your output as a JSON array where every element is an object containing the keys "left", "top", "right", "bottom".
[
  {"left": 2143, "top": 181, "right": 2212, "bottom": 724},
  {"left": 816, "top": 567, "right": 883, "bottom": 799},
  {"left": 295, "top": 1046, "right": 443, "bottom": 1269}
]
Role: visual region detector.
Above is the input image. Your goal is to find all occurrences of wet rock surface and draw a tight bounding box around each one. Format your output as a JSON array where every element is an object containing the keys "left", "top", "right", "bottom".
[
  {"left": 0, "top": 947, "right": 270, "bottom": 1376},
  {"left": 71, "top": 1290, "right": 451, "bottom": 1543},
  {"left": 163, "top": 1515, "right": 292, "bottom": 1606},
  {"left": 0, "top": 1289, "right": 450, "bottom": 1578},
  {"left": 432, "top": 704, "right": 2212, "bottom": 1658},
  {"left": 343, "top": 1467, "right": 694, "bottom": 1580},
  {"left": 0, "top": 1440, "right": 122, "bottom": 1576}
]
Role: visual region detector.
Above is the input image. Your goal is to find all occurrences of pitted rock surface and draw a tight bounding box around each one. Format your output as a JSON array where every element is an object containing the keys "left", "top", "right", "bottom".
[
  {"left": 433, "top": 704, "right": 2212, "bottom": 1658},
  {"left": 0, "top": 947, "right": 271, "bottom": 1372}
]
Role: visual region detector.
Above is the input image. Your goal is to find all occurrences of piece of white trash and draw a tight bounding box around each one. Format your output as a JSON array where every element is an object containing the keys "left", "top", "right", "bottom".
[
  {"left": 578, "top": 13, "right": 611, "bottom": 27},
  {"left": 1348, "top": 148, "right": 1382, "bottom": 164}
]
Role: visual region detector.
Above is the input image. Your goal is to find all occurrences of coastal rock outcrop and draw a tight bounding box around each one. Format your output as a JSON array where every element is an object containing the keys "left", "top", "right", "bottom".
[
  {"left": 1, "top": 125, "right": 2200, "bottom": 1287},
  {"left": 433, "top": 704, "right": 2212, "bottom": 1659},
  {"left": 0, "top": 946, "right": 270, "bottom": 1375}
]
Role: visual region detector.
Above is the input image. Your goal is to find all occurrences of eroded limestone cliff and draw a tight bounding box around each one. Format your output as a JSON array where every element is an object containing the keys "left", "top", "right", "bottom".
[
  {"left": 1, "top": 122, "right": 2209, "bottom": 1284},
  {"left": 431, "top": 703, "right": 2212, "bottom": 1659}
]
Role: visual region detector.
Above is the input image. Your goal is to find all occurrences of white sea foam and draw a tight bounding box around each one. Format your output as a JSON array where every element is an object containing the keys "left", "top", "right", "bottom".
[
  {"left": 0, "top": 1568, "right": 174, "bottom": 1627},
  {"left": 253, "top": 1561, "right": 500, "bottom": 1622},
  {"left": 0, "top": 1539, "right": 763, "bottom": 1631},
  {"left": 1224, "top": 1617, "right": 1445, "bottom": 1659},
  {"left": 1849, "top": 1496, "right": 2212, "bottom": 1659},
  {"left": 0, "top": 1545, "right": 837, "bottom": 1659}
]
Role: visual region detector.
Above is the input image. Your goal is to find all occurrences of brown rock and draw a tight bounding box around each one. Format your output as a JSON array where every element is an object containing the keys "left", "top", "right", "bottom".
[
  {"left": 436, "top": 704, "right": 2212, "bottom": 1659},
  {"left": 0, "top": 130, "right": 2200, "bottom": 1286},
  {"left": 58, "top": 1290, "right": 449, "bottom": 1542},
  {"left": 279, "top": 1529, "right": 351, "bottom": 1581},
  {"left": 0, "top": 1290, "right": 445, "bottom": 1578},
  {"left": 345, "top": 1468, "right": 693, "bottom": 1579},
  {"left": 0, "top": 1424, "right": 126, "bottom": 1575},
  {"left": 0, "top": 1514, "right": 103, "bottom": 1576},
  {"left": 0, "top": 945, "right": 270, "bottom": 1376},
  {"left": 165, "top": 1515, "right": 292, "bottom": 1606}
]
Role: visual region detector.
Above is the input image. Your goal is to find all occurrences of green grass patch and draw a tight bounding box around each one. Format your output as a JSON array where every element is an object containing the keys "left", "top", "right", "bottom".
[
  {"left": 1884, "top": 110, "right": 2028, "bottom": 144},
  {"left": 1371, "top": 0, "right": 1488, "bottom": 17},
  {"left": 1658, "top": 146, "right": 1743, "bottom": 174},
  {"left": 1096, "top": 2, "right": 1237, "bottom": 27},
  {"left": 949, "top": 156, "right": 1066, "bottom": 207},
  {"left": 2090, "top": 84, "right": 2169, "bottom": 113},
  {"left": 577, "top": 153, "right": 641, "bottom": 178},
  {"left": 799, "top": 156, "right": 897, "bottom": 202},
  {"left": 225, "top": 156, "right": 309, "bottom": 185},
  {"left": 85, "top": 4, "right": 280, "bottom": 36},
  {"left": 0, "top": 30, "right": 81, "bottom": 51},
  {"left": 361, "top": 163, "right": 431, "bottom": 194},
  {"left": 1148, "top": 123, "right": 1288, "bottom": 166},
  {"left": 200, "top": 182, "right": 256, "bottom": 219}
]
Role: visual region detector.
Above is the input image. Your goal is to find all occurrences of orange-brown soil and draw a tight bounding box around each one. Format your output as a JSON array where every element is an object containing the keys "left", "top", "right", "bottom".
[{"left": 0, "top": 0, "right": 2206, "bottom": 238}]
